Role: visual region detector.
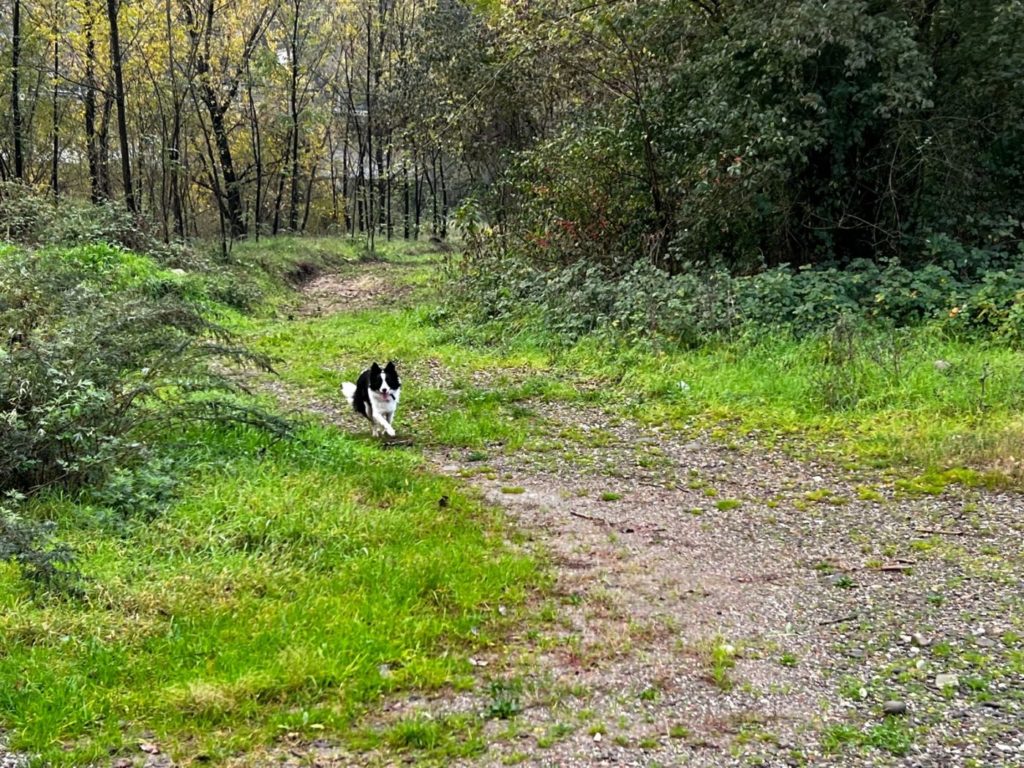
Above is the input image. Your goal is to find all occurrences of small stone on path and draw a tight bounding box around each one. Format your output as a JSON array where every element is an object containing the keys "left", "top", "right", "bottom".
[
  {"left": 935, "top": 673, "right": 960, "bottom": 689},
  {"left": 883, "top": 700, "right": 908, "bottom": 716}
]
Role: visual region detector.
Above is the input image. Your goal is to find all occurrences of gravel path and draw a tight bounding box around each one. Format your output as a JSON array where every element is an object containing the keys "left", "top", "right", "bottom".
[
  {"left": 255, "top": 266, "right": 1024, "bottom": 768},
  {"left": 427, "top": 404, "right": 1024, "bottom": 767}
]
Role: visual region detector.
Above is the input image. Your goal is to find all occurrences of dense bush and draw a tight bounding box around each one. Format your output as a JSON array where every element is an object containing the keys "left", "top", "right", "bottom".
[
  {"left": 0, "top": 242, "right": 286, "bottom": 493},
  {"left": 449, "top": 235, "right": 1024, "bottom": 346},
  {"left": 0, "top": 242, "right": 288, "bottom": 589},
  {"left": 456, "top": 0, "right": 1024, "bottom": 336},
  {"left": 0, "top": 499, "right": 78, "bottom": 593},
  {"left": 0, "top": 181, "right": 189, "bottom": 260}
]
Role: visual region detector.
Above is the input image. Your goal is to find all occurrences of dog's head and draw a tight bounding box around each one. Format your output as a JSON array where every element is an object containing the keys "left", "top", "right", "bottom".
[{"left": 369, "top": 361, "right": 400, "bottom": 401}]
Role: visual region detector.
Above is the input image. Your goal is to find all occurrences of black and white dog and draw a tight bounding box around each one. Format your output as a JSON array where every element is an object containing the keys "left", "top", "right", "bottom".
[{"left": 341, "top": 361, "right": 401, "bottom": 437}]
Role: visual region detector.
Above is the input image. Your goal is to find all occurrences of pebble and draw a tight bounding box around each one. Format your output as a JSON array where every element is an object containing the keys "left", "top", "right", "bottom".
[
  {"left": 976, "top": 637, "right": 996, "bottom": 648},
  {"left": 883, "top": 700, "right": 908, "bottom": 716},
  {"left": 936, "top": 673, "right": 960, "bottom": 689},
  {"left": 912, "top": 632, "right": 931, "bottom": 647}
]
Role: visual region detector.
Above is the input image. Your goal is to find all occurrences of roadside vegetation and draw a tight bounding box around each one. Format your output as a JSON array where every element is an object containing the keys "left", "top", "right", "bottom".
[{"left": 0, "top": 222, "right": 539, "bottom": 766}]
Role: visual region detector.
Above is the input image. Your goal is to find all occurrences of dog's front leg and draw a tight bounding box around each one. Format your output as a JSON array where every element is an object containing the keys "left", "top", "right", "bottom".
[{"left": 372, "top": 410, "right": 396, "bottom": 437}]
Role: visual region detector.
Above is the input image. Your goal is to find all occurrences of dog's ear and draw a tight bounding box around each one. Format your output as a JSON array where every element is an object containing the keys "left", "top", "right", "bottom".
[
  {"left": 370, "top": 361, "right": 381, "bottom": 372},
  {"left": 384, "top": 360, "right": 396, "bottom": 372}
]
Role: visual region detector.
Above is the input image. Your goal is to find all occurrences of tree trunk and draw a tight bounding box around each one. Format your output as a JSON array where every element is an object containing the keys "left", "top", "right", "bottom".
[
  {"left": 246, "top": 60, "right": 262, "bottom": 240},
  {"left": 342, "top": 117, "right": 351, "bottom": 234},
  {"left": 287, "top": 0, "right": 302, "bottom": 231},
  {"left": 166, "top": 0, "right": 184, "bottom": 237},
  {"left": 11, "top": 0, "right": 24, "bottom": 180},
  {"left": 328, "top": 122, "right": 338, "bottom": 226},
  {"left": 98, "top": 94, "right": 113, "bottom": 199},
  {"left": 385, "top": 141, "right": 393, "bottom": 240},
  {"left": 84, "top": 0, "right": 101, "bottom": 201},
  {"left": 207, "top": 104, "right": 245, "bottom": 238},
  {"left": 301, "top": 159, "right": 317, "bottom": 232},
  {"left": 439, "top": 152, "right": 447, "bottom": 239},
  {"left": 272, "top": 154, "right": 286, "bottom": 235},
  {"left": 107, "top": 0, "right": 136, "bottom": 212},
  {"left": 403, "top": 158, "right": 409, "bottom": 239},
  {"left": 429, "top": 153, "right": 438, "bottom": 236},
  {"left": 50, "top": 31, "right": 59, "bottom": 199},
  {"left": 364, "top": 1, "right": 375, "bottom": 252},
  {"left": 414, "top": 156, "right": 421, "bottom": 239}
]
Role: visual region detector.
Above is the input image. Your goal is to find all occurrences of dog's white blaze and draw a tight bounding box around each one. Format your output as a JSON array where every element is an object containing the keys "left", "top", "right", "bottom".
[{"left": 370, "top": 381, "right": 399, "bottom": 437}]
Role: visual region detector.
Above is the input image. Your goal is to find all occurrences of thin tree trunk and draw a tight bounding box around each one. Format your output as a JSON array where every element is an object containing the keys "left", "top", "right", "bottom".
[
  {"left": 166, "top": 0, "right": 184, "bottom": 237},
  {"left": 327, "top": 122, "right": 338, "bottom": 226},
  {"left": 246, "top": 60, "right": 262, "bottom": 240},
  {"left": 50, "top": 29, "right": 59, "bottom": 199},
  {"left": 342, "top": 118, "right": 351, "bottom": 234},
  {"left": 430, "top": 153, "right": 438, "bottom": 236},
  {"left": 414, "top": 156, "right": 421, "bottom": 239},
  {"left": 107, "top": 0, "right": 136, "bottom": 212},
  {"left": 287, "top": 0, "right": 302, "bottom": 231},
  {"left": 385, "top": 140, "right": 392, "bottom": 240},
  {"left": 301, "top": 159, "right": 317, "bottom": 232},
  {"left": 439, "top": 152, "right": 447, "bottom": 239},
  {"left": 364, "top": 1, "right": 374, "bottom": 252},
  {"left": 403, "top": 158, "right": 409, "bottom": 239},
  {"left": 98, "top": 94, "right": 113, "bottom": 199},
  {"left": 84, "top": 0, "right": 101, "bottom": 201},
  {"left": 11, "top": 0, "right": 24, "bottom": 180},
  {"left": 272, "top": 154, "right": 286, "bottom": 235}
]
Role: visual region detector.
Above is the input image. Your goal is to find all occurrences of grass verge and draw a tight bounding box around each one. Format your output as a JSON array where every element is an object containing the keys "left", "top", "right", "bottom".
[
  {"left": 0, "top": 238, "right": 541, "bottom": 766},
  {"left": 447, "top": 314, "right": 1024, "bottom": 482}
]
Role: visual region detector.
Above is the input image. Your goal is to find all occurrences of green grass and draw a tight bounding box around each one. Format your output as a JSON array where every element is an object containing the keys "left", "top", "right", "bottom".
[
  {"left": 0, "top": 423, "right": 536, "bottom": 765},
  {"left": 821, "top": 718, "right": 913, "bottom": 757},
  {"left": 0, "top": 240, "right": 543, "bottom": 766},
  {"left": 7, "top": 236, "right": 1023, "bottom": 765},
  {"left": 704, "top": 639, "right": 737, "bottom": 691},
  {"left": 455, "top": 313, "right": 1024, "bottom": 478}
]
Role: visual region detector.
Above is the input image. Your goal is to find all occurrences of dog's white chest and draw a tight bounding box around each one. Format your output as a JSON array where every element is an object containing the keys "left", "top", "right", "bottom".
[{"left": 373, "top": 389, "right": 399, "bottom": 417}]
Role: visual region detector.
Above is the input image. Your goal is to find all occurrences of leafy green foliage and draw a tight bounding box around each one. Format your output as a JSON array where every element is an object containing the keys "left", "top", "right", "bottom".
[
  {"left": 0, "top": 243, "right": 282, "bottom": 496},
  {"left": 459, "top": 0, "right": 1024, "bottom": 333},
  {"left": 0, "top": 243, "right": 291, "bottom": 592},
  {"left": 0, "top": 498, "right": 78, "bottom": 593},
  {"left": 448, "top": 247, "right": 1024, "bottom": 345},
  {"left": 0, "top": 182, "right": 187, "bottom": 260}
]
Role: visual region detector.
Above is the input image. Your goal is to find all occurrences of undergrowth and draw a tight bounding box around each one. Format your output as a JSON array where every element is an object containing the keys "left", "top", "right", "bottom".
[{"left": 437, "top": 250, "right": 1024, "bottom": 479}]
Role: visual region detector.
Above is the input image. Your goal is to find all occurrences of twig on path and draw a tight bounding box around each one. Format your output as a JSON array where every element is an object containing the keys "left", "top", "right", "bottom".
[
  {"left": 819, "top": 613, "right": 860, "bottom": 626},
  {"left": 915, "top": 527, "right": 973, "bottom": 537},
  {"left": 878, "top": 564, "right": 914, "bottom": 573},
  {"left": 570, "top": 510, "right": 611, "bottom": 526}
]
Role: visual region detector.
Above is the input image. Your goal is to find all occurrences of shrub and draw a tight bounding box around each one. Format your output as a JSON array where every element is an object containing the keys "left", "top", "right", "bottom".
[
  {"left": 0, "top": 497, "right": 79, "bottom": 593},
  {"left": 0, "top": 244, "right": 288, "bottom": 497},
  {"left": 447, "top": 244, "right": 1024, "bottom": 346}
]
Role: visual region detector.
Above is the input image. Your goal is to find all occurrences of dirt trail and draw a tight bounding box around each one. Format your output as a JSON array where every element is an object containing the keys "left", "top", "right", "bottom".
[{"left": 270, "top": 267, "right": 1024, "bottom": 768}]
